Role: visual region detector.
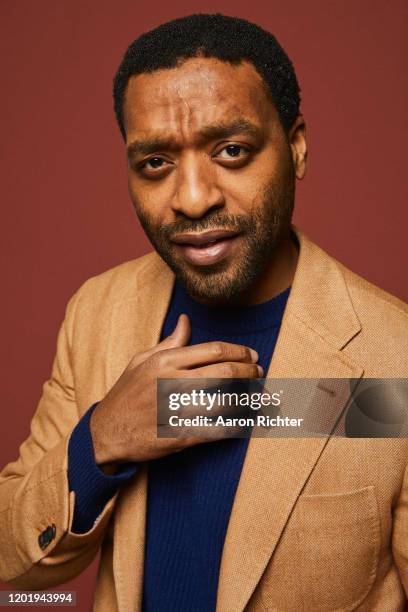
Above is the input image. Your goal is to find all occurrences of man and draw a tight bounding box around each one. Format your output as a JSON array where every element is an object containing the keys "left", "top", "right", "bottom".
[{"left": 0, "top": 13, "right": 407, "bottom": 612}]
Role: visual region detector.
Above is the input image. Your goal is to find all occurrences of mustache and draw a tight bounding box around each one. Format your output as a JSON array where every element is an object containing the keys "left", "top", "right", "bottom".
[{"left": 158, "top": 212, "right": 257, "bottom": 240}]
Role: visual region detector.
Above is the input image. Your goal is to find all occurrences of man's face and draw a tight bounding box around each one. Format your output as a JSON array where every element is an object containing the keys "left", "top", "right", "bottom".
[{"left": 123, "top": 57, "right": 306, "bottom": 304}]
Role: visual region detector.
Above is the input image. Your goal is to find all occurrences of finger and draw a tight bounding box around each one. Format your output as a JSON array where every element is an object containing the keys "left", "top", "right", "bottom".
[
  {"left": 155, "top": 341, "right": 259, "bottom": 370},
  {"left": 159, "top": 313, "right": 191, "bottom": 349},
  {"left": 191, "top": 360, "right": 263, "bottom": 379},
  {"left": 130, "top": 314, "right": 191, "bottom": 368},
  {"left": 172, "top": 362, "right": 262, "bottom": 418}
]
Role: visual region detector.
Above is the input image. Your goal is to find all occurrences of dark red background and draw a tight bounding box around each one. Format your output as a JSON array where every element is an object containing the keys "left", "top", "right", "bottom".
[{"left": 1, "top": 1, "right": 407, "bottom": 609}]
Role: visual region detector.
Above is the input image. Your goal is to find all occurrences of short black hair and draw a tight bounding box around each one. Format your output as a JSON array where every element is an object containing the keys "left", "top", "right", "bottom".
[{"left": 113, "top": 13, "right": 301, "bottom": 140}]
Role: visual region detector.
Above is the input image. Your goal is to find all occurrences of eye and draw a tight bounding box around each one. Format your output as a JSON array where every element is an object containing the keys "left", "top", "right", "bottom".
[
  {"left": 219, "top": 145, "right": 245, "bottom": 158},
  {"left": 137, "top": 156, "right": 173, "bottom": 178},
  {"left": 215, "top": 144, "right": 251, "bottom": 165},
  {"left": 142, "top": 157, "right": 167, "bottom": 170}
]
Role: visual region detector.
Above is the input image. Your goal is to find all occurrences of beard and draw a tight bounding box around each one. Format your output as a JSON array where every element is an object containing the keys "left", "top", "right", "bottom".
[{"left": 134, "top": 164, "right": 295, "bottom": 305}]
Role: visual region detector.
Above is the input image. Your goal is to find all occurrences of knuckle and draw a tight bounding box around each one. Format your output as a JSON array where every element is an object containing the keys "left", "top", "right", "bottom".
[
  {"left": 211, "top": 342, "right": 225, "bottom": 358},
  {"left": 219, "top": 363, "right": 235, "bottom": 378},
  {"left": 251, "top": 364, "right": 259, "bottom": 377},
  {"left": 239, "top": 345, "right": 250, "bottom": 360},
  {"left": 157, "top": 349, "right": 171, "bottom": 368},
  {"left": 148, "top": 351, "right": 162, "bottom": 370}
]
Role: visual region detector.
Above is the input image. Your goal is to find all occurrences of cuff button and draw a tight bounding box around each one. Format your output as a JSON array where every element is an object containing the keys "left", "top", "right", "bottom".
[{"left": 38, "top": 523, "right": 56, "bottom": 550}]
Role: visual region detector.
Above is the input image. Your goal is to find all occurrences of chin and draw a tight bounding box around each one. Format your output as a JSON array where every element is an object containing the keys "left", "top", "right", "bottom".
[{"left": 175, "top": 264, "right": 256, "bottom": 306}]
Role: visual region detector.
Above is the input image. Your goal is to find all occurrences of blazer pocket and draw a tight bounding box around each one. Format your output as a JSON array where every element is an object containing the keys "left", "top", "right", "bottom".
[{"left": 293, "top": 485, "right": 381, "bottom": 611}]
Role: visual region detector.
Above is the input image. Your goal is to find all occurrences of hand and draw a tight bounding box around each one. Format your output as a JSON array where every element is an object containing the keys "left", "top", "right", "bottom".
[{"left": 90, "top": 314, "right": 262, "bottom": 465}]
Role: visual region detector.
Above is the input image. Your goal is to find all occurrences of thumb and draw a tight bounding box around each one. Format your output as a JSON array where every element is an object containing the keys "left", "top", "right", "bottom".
[
  {"left": 129, "top": 314, "right": 191, "bottom": 369},
  {"left": 160, "top": 313, "right": 191, "bottom": 349}
]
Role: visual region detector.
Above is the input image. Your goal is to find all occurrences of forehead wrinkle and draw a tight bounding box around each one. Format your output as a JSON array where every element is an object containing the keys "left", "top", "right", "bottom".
[
  {"left": 179, "top": 96, "right": 196, "bottom": 144},
  {"left": 125, "top": 57, "right": 278, "bottom": 140},
  {"left": 173, "top": 103, "right": 270, "bottom": 145},
  {"left": 127, "top": 117, "right": 264, "bottom": 158}
]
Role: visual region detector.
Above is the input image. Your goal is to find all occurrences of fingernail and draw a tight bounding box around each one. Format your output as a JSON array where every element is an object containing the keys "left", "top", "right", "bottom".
[
  {"left": 249, "top": 349, "right": 258, "bottom": 362},
  {"left": 257, "top": 365, "right": 264, "bottom": 377}
]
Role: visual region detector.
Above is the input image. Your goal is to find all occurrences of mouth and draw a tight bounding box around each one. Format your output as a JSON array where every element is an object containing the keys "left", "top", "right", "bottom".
[{"left": 171, "top": 230, "right": 241, "bottom": 266}]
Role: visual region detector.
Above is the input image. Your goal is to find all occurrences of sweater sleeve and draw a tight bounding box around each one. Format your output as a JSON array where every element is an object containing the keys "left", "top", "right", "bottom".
[{"left": 68, "top": 403, "right": 138, "bottom": 533}]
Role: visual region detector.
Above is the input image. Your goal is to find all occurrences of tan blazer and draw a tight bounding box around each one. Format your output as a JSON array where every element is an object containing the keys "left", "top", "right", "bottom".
[{"left": 0, "top": 227, "right": 407, "bottom": 611}]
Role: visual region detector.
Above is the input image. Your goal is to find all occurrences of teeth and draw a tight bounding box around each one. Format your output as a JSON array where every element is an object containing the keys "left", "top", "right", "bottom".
[
  {"left": 185, "top": 237, "right": 232, "bottom": 248},
  {"left": 191, "top": 240, "right": 219, "bottom": 248}
]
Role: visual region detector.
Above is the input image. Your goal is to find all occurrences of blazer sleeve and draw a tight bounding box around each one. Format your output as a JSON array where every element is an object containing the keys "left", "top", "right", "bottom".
[
  {"left": 393, "top": 458, "right": 408, "bottom": 597},
  {"left": 0, "top": 289, "right": 116, "bottom": 588}
]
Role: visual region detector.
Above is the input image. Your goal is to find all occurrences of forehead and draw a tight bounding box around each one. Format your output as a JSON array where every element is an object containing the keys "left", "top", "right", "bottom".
[{"left": 123, "top": 57, "right": 279, "bottom": 140}]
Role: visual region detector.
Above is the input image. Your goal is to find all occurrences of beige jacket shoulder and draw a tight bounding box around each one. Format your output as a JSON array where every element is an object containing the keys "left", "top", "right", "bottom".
[{"left": 0, "top": 227, "right": 407, "bottom": 611}]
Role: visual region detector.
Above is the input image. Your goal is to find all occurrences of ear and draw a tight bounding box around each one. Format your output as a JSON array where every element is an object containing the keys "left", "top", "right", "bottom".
[{"left": 288, "top": 115, "right": 307, "bottom": 179}]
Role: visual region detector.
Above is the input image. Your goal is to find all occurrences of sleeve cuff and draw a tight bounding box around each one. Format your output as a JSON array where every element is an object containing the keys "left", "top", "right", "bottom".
[{"left": 68, "top": 402, "right": 138, "bottom": 533}]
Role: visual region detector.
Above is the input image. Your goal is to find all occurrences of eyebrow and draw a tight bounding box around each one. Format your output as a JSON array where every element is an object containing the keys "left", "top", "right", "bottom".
[{"left": 126, "top": 119, "right": 263, "bottom": 158}]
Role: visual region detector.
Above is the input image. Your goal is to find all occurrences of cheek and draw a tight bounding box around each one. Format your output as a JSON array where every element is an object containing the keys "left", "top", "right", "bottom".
[
  {"left": 244, "top": 140, "right": 289, "bottom": 192},
  {"left": 127, "top": 172, "right": 174, "bottom": 222},
  {"left": 216, "top": 163, "right": 276, "bottom": 214}
]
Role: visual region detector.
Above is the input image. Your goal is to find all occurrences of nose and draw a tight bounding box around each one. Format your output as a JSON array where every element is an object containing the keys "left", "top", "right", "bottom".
[{"left": 171, "top": 151, "right": 224, "bottom": 218}]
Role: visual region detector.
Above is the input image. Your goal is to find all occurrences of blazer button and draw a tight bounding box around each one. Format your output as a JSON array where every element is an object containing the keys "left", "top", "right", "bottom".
[{"left": 38, "top": 523, "right": 56, "bottom": 550}]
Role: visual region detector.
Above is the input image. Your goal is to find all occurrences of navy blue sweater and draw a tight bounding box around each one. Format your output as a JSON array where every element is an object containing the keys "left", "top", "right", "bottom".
[{"left": 68, "top": 280, "right": 290, "bottom": 611}]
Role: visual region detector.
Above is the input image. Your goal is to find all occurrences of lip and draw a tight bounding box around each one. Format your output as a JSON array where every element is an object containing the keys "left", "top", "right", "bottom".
[
  {"left": 171, "top": 230, "right": 241, "bottom": 266},
  {"left": 171, "top": 229, "right": 239, "bottom": 246}
]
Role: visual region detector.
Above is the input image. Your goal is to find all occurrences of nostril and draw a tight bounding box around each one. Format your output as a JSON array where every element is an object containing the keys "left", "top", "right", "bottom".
[{"left": 171, "top": 195, "right": 225, "bottom": 219}]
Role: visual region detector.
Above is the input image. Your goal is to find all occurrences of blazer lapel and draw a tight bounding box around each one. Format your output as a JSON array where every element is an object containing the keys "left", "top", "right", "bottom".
[
  {"left": 106, "top": 254, "right": 175, "bottom": 612},
  {"left": 216, "top": 228, "right": 364, "bottom": 612},
  {"left": 106, "top": 254, "right": 175, "bottom": 388}
]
